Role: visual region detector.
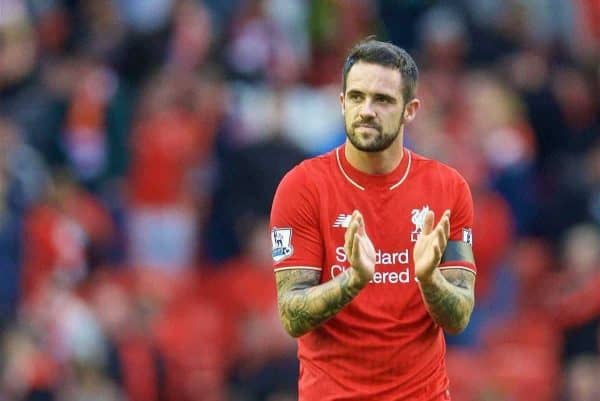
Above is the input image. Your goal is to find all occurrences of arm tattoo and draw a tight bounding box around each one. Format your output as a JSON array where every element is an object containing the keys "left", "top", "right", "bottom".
[
  {"left": 276, "top": 269, "right": 364, "bottom": 337},
  {"left": 418, "top": 269, "right": 475, "bottom": 334}
]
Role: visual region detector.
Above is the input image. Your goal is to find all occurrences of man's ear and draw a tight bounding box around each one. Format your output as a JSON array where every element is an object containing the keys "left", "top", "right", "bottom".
[
  {"left": 403, "top": 98, "right": 420, "bottom": 123},
  {"left": 340, "top": 92, "right": 345, "bottom": 116}
]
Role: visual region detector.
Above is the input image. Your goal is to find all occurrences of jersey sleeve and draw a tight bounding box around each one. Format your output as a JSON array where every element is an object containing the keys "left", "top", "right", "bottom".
[
  {"left": 439, "top": 172, "right": 476, "bottom": 274},
  {"left": 270, "top": 163, "right": 323, "bottom": 272}
]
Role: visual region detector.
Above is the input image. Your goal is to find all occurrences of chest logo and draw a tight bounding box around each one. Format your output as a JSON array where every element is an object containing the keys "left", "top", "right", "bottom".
[
  {"left": 411, "top": 205, "right": 430, "bottom": 242},
  {"left": 332, "top": 214, "right": 352, "bottom": 228}
]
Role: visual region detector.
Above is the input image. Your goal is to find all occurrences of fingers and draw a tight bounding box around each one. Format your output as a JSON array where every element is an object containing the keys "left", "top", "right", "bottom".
[
  {"left": 414, "top": 210, "right": 452, "bottom": 276},
  {"left": 352, "top": 232, "right": 360, "bottom": 263},
  {"left": 344, "top": 223, "right": 356, "bottom": 257},
  {"left": 439, "top": 209, "right": 450, "bottom": 240},
  {"left": 344, "top": 210, "right": 362, "bottom": 257},
  {"left": 356, "top": 212, "right": 366, "bottom": 236},
  {"left": 420, "top": 209, "right": 451, "bottom": 247},
  {"left": 421, "top": 210, "right": 435, "bottom": 235},
  {"left": 433, "top": 210, "right": 451, "bottom": 251}
]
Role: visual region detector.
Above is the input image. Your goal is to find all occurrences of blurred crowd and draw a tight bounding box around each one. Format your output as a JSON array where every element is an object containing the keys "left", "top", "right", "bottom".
[{"left": 0, "top": 0, "right": 599, "bottom": 400}]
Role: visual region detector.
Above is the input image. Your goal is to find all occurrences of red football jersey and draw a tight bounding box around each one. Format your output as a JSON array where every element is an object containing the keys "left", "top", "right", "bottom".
[{"left": 270, "top": 145, "right": 476, "bottom": 401}]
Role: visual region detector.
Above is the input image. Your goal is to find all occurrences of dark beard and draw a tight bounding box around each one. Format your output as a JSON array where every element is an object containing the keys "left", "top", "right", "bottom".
[
  {"left": 345, "top": 115, "right": 404, "bottom": 153},
  {"left": 345, "top": 126, "right": 399, "bottom": 152}
]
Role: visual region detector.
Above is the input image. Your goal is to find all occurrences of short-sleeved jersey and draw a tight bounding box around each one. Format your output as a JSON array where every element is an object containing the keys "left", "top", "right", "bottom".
[{"left": 270, "top": 145, "right": 475, "bottom": 401}]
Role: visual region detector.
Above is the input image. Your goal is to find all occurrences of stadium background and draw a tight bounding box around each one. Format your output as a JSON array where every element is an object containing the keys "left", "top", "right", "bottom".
[{"left": 0, "top": 0, "right": 599, "bottom": 400}]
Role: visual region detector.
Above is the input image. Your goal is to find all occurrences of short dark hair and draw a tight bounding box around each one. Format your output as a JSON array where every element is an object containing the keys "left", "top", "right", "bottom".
[{"left": 342, "top": 38, "right": 419, "bottom": 103}]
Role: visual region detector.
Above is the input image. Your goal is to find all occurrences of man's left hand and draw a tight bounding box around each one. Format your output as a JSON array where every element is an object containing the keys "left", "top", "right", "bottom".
[{"left": 413, "top": 209, "right": 450, "bottom": 283}]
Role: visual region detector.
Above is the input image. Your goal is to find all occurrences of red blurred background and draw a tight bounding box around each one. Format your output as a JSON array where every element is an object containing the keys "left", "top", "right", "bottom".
[{"left": 0, "top": 1, "right": 599, "bottom": 400}]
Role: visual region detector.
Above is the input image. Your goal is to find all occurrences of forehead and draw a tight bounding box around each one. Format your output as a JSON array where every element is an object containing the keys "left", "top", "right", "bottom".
[{"left": 345, "top": 62, "right": 402, "bottom": 97}]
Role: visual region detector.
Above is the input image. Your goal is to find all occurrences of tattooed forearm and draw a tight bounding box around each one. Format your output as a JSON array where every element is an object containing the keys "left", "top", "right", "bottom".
[
  {"left": 275, "top": 269, "right": 365, "bottom": 337},
  {"left": 418, "top": 269, "right": 475, "bottom": 334}
]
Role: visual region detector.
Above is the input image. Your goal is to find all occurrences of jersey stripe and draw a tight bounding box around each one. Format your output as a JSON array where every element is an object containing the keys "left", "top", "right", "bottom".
[
  {"left": 389, "top": 150, "right": 412, "bottom": 190},
  {"left": 273, "top": 266, "right": 323, "bottom": 272},
  {"left": 335, "top": 147, "right": 365, "bottom": 190},
  {"left": 335, "top": 147, "right": 413, "bottom": 191},
  {"left": 438, "top": 265, "right": 477, "bottom": 275}
]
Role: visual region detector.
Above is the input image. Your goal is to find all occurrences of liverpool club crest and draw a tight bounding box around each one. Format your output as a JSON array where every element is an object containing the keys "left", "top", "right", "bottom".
[{"left": 411, "top": 206, "right": 430, "bottom": 242}]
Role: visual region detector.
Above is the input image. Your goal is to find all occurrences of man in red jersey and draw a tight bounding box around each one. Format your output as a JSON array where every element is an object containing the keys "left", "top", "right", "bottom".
[{"left": 270, "top": 38, "right": 476, "bottom": 401}]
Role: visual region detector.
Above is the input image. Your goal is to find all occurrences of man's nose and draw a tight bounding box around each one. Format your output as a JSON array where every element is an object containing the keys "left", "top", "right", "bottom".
[{"left": 359, "top": 100, "right": 376, "bottom": 119}]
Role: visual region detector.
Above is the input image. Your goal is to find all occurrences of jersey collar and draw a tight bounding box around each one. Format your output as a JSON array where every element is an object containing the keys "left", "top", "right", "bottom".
[{"left": 336, "top": 144, "right": 412, "bottom": 191}]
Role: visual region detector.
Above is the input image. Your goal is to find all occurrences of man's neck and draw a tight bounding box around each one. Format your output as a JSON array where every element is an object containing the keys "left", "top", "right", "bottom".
[{"left": 344, "top": 137, "right": 404, "bottom": 175}]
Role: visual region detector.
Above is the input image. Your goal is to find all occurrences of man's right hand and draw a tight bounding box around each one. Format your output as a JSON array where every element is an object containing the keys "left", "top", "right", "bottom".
[
  {"left": 344, "top": 210, "right": 376, "bottom": 287},
  {"left": 275, "top": 209, "right": 376, "bottom": 337}
]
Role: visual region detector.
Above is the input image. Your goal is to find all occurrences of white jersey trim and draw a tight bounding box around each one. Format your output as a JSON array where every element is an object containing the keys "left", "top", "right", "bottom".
[
  {"left": 438, "top": 266, "right": 477, "bottom": 275},
  {"left": 389, "top": 150, "right": 412, "bottom": 190},
  {"left": 336, "top": 147, "right": 365, "bottom": 191},
  {"left": 274, "top": 266, "right": 322, "bottom": 272},
  {"left": 335, "top": 147, "right": 412, "bottom": 191}
]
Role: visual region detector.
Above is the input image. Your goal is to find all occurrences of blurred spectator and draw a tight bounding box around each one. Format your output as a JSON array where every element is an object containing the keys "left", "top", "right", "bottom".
[
  {"left": 377, "top": 0, "right": 435, "bottom": 52},
  {"left": 464, "top": 72, "right": 538, "bottom": 235},
  {"left": 73, "top": 1, "right": 125, "bottom": 59},
  {"left": 226, "top": 0, "right": 288, "bottom": 82},
  {"left": 208, "top": 99, "right": 306, "bottom": 259},
  {"left": 88, "top": 271, "right": 168, "bottom": 401},
  {"left": 1, "top": 279, "right": 118, "bottom": 401},
  {"left": 110, "top": 0, "right": 173, "bottom": 86},
  {"left": 166, "top": 0, "right": 213, "bottom": 72},
  {"left": 61, "top": 60, "right": 122, "bottom": 188},
  {"left": 546, "top": 224, "right": 600, "bottom": 361},
  {"left": 418, "top": 5, "right": 469, "bottom": 74},
  {"left": 469, "top": 238, "right": 563, "bottom": 401},
  {"left": 1, "top": 325, "right": 61, "bottom": 400},
  {"left": 211, "top": 217, "right": 297, "bottom": 401},
  {"left": 21, "top": 172, "right": 116, "bottom": 301},
  {"left": 308, "top": 0, "right": 377, "bottom": 86},
  {"left": 0, "top": 0, "right": 67, "bottom": 163},
  {"left": 0, "top": 0, "right": 37, "bottom": 89},
  {"left": 445, "top": 152, "right": 516, "bottom": 347},
  {"left": 0, "top": 118, "right": 50, "bottom": 210},
  {"left": 563, "top": 355, "right": 600, "bottom": 401},
  {"left": 126, "top": 70, "right": 222, "bottom": 270},
  {"left": 0, "top": 118, "right": 49, "bottom": 321},
  {"left": 151, "top": 269, "right": 232, "bottom": 401},
  {"left": 115, "top": 0, "right": 173, "bottom": 35}
]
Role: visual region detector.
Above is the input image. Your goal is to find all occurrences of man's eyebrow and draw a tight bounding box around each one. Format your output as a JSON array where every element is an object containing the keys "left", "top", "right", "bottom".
[
  {"left": 374, "top": 93, "right": 397, "bottom": 101},
  {"left": 347, "top": 88, "right": 397, "bottom": 100}
]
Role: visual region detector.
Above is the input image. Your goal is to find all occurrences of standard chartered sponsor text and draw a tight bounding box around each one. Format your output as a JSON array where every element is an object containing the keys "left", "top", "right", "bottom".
[{"left": 331, "top": 246, "right": 413, "bottom": 284}]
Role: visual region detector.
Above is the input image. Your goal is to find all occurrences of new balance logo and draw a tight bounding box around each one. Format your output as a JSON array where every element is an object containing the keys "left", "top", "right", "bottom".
[{"left": 332, "top": 214, "right": 352, "bottom": 228}]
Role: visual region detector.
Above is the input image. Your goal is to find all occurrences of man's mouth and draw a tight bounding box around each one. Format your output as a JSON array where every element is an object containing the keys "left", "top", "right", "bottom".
[{"left": 355, "top": 123, "right": 380, "bottom": 130}]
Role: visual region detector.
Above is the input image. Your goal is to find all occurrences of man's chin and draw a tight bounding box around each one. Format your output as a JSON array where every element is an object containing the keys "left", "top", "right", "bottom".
[
  {"left": 349, "top": 139, "right": 389, "bottom": 153},
  {"left": 358, "top": 144, "right": 388, "bottom": 153},
  {"left": 347, "top": 135, "right": 391, "bottom": 152}
]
